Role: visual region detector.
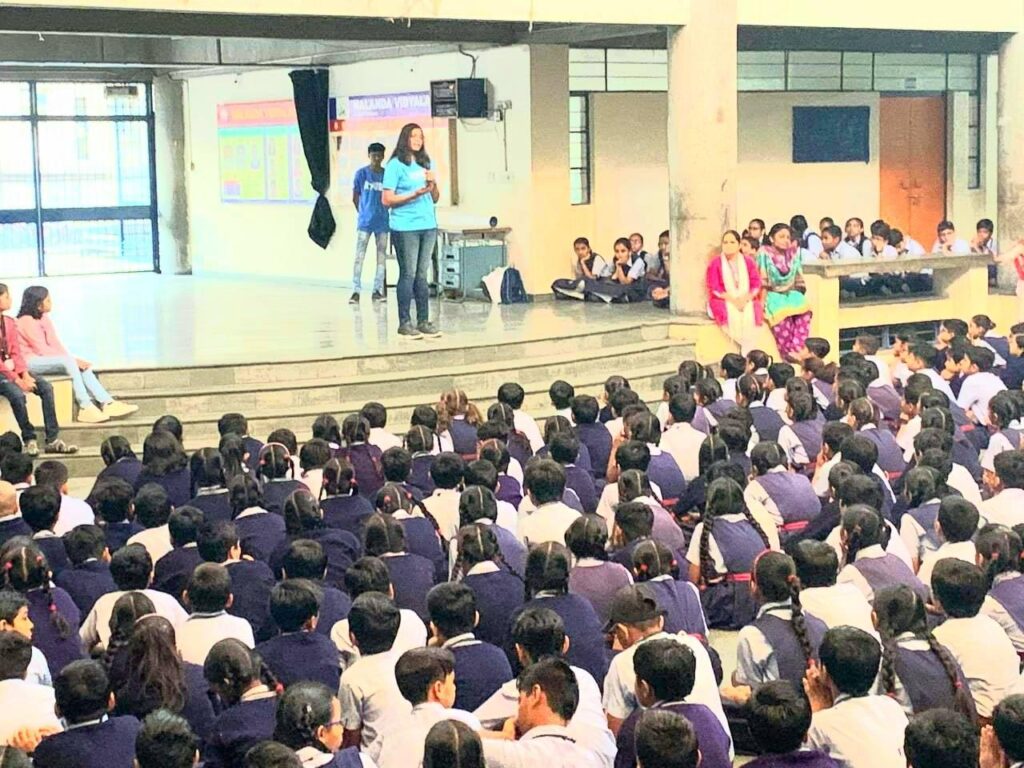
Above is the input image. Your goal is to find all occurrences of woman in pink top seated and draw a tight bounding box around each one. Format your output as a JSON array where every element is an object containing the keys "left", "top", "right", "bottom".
[{"left": 16, "top": 286, "right": 136, "bottom": 424}]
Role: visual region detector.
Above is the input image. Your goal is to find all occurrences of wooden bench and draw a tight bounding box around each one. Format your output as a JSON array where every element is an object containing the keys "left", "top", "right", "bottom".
[{"left": 0, "top": 376, "right": 74, "bottom": 435}]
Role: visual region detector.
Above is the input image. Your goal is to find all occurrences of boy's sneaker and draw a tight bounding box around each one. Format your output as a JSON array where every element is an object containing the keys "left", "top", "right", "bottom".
[
  {"left": 418, "top": 322, "right": 442, "bottom": 338},
  {"left": 103, "top": 401, "right": 138, "bottom": 418},
  {"left": 372, "top": 291, "right": 385, "bottom": 302},
  {"left": 76, "top": 404, "right": 109, "bottom": 424},
  {"left": 349, "top": 293, "right": 360, "bottom": 304},
  {"left": 24, "top": 440, "right": 39, "bottom": 457},
  {"left": 398, "top": 323, "right": 423, "bottom": 339},
  {"left": 45, "top": 439, "right": 78, "bottom": 455}
]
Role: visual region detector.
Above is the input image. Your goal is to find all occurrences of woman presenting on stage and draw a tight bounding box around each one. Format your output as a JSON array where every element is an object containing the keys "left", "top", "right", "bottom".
[{"left": 382, "top": 123, "right": 442, "bottom": 339}]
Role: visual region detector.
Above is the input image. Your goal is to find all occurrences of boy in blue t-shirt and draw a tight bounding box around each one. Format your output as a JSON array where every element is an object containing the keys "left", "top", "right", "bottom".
[{"left": 351, "top": 142, "right": 390, "bottom": 304}]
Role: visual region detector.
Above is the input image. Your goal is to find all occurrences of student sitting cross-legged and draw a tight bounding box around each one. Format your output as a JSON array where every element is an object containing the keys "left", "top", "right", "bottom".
[
  {"left": 255, "top": 579, "right": 340, "bottom": 691},
  {"left": 197, "top": 520, "right": 275, "bottom": 643},
  {"left": 453, "top": 522, "right": 525, "bottom": 648},
  {"left": 369, "top": 648, "right": 481, "bottom": 768}
]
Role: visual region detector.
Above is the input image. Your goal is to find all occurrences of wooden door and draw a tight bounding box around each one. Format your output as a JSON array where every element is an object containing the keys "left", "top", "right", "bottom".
[{"left": 879, "top": 95, "right": 946, "bottom": 247}]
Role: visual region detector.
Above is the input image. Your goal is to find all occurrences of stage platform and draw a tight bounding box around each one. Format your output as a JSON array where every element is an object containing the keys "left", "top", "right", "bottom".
[{"left": 3, "top": 274, "right": 696, "bottom": 478}]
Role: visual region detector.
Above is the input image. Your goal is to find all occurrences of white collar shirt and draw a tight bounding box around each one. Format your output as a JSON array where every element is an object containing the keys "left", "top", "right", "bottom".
[
  {"left": 513, "top": 410, "right": 545, "bottom": 454},
  {"left": 338, "top": 650, "right": 410, "bottom": 748},
  {"left": 660, "top": 422, "right": 707, "bottom": 482},
  {"left": 948, "top": 464, "right": 984, "bottom": 507},
  {"left": 422, "top": 488, "right": 462, "bottom": 541},
  {"left": 0, "top": 678, "right": 61, "bottom": 745},
  {"left": 956, "top": 371, "right": 1007, "bottom": 426},
  {"left": 800, "top": 583, "right": 877, "bottom": 636},
  {"left": 805, "top": 693, "right": 909, "bottom": 768},
  {"left": 176, "top": 610, "right": 255, "bottom": 666},
  {"left": 982, "top": 488, "right": 1024, "bottom": 529},
  {"left": 127, "top": 524, "right": 173, "bottom": 565},
  {"left": 518, "top": 501, "right": 580, "bottom": 547},
  {"left": 54, "top": 495, "right": 95, "bottom": 536},
  {"left": 371, "top": 701, "right": 481, "bottom": 768},
  {"left": 685, "top": 513, "right": 777, "bottom": 576},
  {"left": 933, "top": 614, "right": 1021, "bottom": 717},
  {"left": 330, "top": 609, "right": 427, "bottom": 672},
  {"left": 982, "top": 573, "right": 1024, "bottom": 654},
  {"left": 917, "top": 540, "right": 979, "bottom": 595},
  {"left": 369, "top": 427, "right": 403, "bottom": 453},
  {"left": 482, "top": 724, "right": 610, "bottom": 768},
  {"left": 81, "top": 588, "right": 188, "bottom": 651}
]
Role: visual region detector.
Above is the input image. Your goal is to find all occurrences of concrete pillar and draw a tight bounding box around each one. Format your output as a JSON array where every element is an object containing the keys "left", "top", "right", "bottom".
[
  {"left": 666, "top": 3, "right": 738, "bottom": 315},
  {"left": 153, "top": 75, "right": 191, "bottom": 274},
  {"left": 998, "top": 33, "right": 1024, "bottom": 250}
]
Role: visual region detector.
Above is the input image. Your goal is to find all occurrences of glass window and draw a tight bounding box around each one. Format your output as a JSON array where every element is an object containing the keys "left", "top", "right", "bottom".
[
  {"left": 0, "top": 122, "right": 35, "bottom": 209},
  {"left": 0, "top": 82, "right": 30, "bottom": 117},
  {"left": 36, "top": 82, "right": 147, "bottom": 117},
  {"left": 0, "top": 223, "right": 40, "bottom": 277},
  {"left": 569, "top": 94, "right": 591, "bottom": 205},
  {"left": 43, "top": 219, "right": 153, "bottom": 276}
]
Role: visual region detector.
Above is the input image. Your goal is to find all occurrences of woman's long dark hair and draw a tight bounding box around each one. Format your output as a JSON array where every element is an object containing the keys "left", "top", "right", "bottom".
[
  {"left": 100, "top": 436, "right": 136, "bottom": 467},
  {"left": 116, "top": 615, "right": 188, "bottom": 717},
  {"left": 17, "top": 286, "right": 48, "bottom": 320},
  {"left": 391, "top": 123, "right": 431, "bottom": 168},
  {"left": 142, "top": 430, "right": 188, "bottom": 477}
]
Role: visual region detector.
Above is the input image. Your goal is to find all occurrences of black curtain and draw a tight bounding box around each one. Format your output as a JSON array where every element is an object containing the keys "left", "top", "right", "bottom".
[{"left": 289, "top": 68, "right": 335, "bottom": 249}]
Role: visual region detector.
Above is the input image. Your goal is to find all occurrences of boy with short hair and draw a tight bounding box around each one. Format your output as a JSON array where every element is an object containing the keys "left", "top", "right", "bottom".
[
  {"left": 572, "top": 395, "right": 612, "bottom": 482},
  {"left": 134, "top": 710, "right": 199, "bottom": 768},
  {"left": 518, "top": 459, "right": 579, "bottom": 546},
  {"left": 933, "top": 220, "right": 970, "bottom": 254},
  {"left": 904, "top": 709, "right": 978, "bottom": 768},
  {"left": 981, "top": 450, "right": 1024, "bottom": 528},
  {"left": 152, "top": 506, "right": 205, "bottom": 604},
  {"left": 744, "top": 680, "right": 839, "bottom": 768},
  {"left": 255, "top": 579, "right": 339, "bottom": 690},
  {"left": 660, "top": 394, "right": 705, "bottom": 482},
  {"left": 126, "top": 483, "right": 174, "bottom": 565},
  {"left": 820, "top": 224, "right": 861, "bottom": 261},
  {"left": 0, "top": 631, "right": 61, "bottom": 745},
  {"left": 2, "top": 449, "right": 32, "bottom": 492},
  {"left": 177, "top": 562, "right": 255, "bottom": 665},
  {"left": 363, "top": 402, "right": 403, "bottom": 453},
  {"left": 34, "top": 459, "right": 92, "bottom": 535},
  {"left": 89, "top": 477, "right": 141, "bottom": 553},
  {"left": 198, "top": 520, "right": 275, "bottom": 642},
  {"left": 916, "top": 496, "right": 981, "bottom": 589},
  {"left": 422, "top": 452, "right": 465, "bottom": 541},
  {"left": 281, "top": 539, "right": 351, "bottom": 638},
  {"left": 549, "top": 380, "right": 575, "bottom": 423},
  {"left": 985, "top": 695, "right": 1024, "bottom": 768},
  {"left": 498, "top": 382, "right": 544, "bottom": 453},
  {"left": 350, "top": 141, "right": 389, "bottom": 304},
  {"left": 381, "top": 447, "right": 425, "bottom": 502},
  {"left": 851, "top": 334, "right": 891, "bottom": 387},
  {"left": 33, "top": 659, "right": 141, "bottom": 768},
  {"left": 635, "top": 710, "right": 699, "bottom": 768},
  {"left": 957, "top": 345, "right": 1007, "bottom": 426},
  {"left": 55, "top": 524, "right": 115, "bottom": 614},
  {"left": 21, "top": 483, "right": 69, "bottom": 575},
  {"left": 0, "top": 590, "right": 52, "bottom": 686}
]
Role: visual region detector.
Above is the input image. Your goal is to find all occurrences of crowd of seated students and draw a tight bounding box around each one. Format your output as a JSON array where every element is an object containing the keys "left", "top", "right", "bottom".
[{"left": 6, "top": 328, "right": 1024, "bottom": 766}]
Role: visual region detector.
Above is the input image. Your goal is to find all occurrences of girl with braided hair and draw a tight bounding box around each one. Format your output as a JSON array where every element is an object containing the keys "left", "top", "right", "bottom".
[
  {"left": 376, "top": 481, "right": 447, "bottom": 583},
  {"left": 0, "top": 538, "right": 81, "bottom": 674},
  {"left": 872, "top": 584, "right": 977, "bottom": 722},
  {"left": 454, "top": 484, "right": 525, "bottom": 578},
  {"left": 339, "top": 414, "right": 385, "bottom": 498},
  {"left": 270, "top": 489, "right": 360, "bottom": 588},
  {"left": 486, "top": 402, "right": 533, "bottom": 469},
  {"left": 478, "top": 439, "right": 523, "bottom": 509},
  {"left": 631, "top": 539, "right": 707, "bottom": 636},
  {"left": 736, "top": 372, "right": 785, "bottom": 445},
  {"left": 104, "top": 590, "right": 155, "bottom": 675},
  {"left": 455, "top": 523, "right": 524, "bottom": 648},
  {"left": 976, "top": 524, "right": 1024, "bottom": 653},
  {"left": 319, "top": 457, "right": 374, "bottom": 538},
  {"left": 695, "top": 376, "right": 735, "bottom": 423},
  {"left": 837, "top": 505, "right": 927, "bottom": 603},
  {"left": 566, "top": 514, "right": 633, "bottom": 626},
  {"left": 256, "top": 443, "right": 305, "bottom": 516},
  {"left": 733, "top": 551, "right": 826, "bottom": 695},
  {"left": 273, "top": 681, "right": 363, "bottom": 768},
  {"left": 437, "top": 389, "right": 483, "bottom": 457},
  {"left": 745, "top": 441, "right": 821, "bottom": 539},
  {"left": 203, "top": 638, "right": 282, "bottom": 768},
  {"left": 897, "top": 465, "right": 944, "bottom": 572},
  {"left": 229, "top": 474, "right": 286, "bottom": 563},
  {"left": 405, "top": 425, "right": 437, "bottom": 496},
  {"left": 362, "top": 511, "right": 433, "bottom": 621},
  {"left": 686, "top": 477, "right": 772, "bottom": 630},
  {"left": 847, "top": 396, "right": 907, "bottom": 476}
]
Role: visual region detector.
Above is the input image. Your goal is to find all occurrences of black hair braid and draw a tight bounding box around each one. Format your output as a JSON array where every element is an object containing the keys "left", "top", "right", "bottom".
[
  {"left": 257, "top": 657, "right": 283, "bottom": 695},
  {"left": 698, "top": 514, "right": 717, "bottom": 584},
  {"left": 878, "top": 628, "right": 900, "bottom": 697},
  {"left": 298, "top": 703, "right": 329, "bottom": 754},
  {"left": 741, "top": 504, "right": 771, "bottom": 550},
  {"left": 921, "top": 629, "right": 974, "bottom": 721},
  {"left": 845, "top": 526, "right": 864, "bottom": 567},
  {"left": 34, "top": 555, "right": 69, "bottom": 639},
  {"left": 788, "top": 574, "right": 813, "bottom": 668}
]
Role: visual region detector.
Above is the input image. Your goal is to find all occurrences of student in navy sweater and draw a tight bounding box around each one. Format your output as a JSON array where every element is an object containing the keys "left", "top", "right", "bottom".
[
  {"left": 218, "top": 412, "right": 264, "bottom": 476},
  {"left": 535, "top": 415, "right": 593, "bottom": 474},
  {"left": 198, "top": 521, "right": 275, "bottom": 643},
  {"left": 187, "top": 448, "right": 232, "bottom": 525},
  {"left": 256, "top": 444, "right": 306, "bottom": 517},
  {"left": 87, "top": 436, "right": 143, "bottom": 504},
  {"left": 134, "top": 710, "right": 200, "bottom": 768},
  {"left": 319, "top": 457, "right": 375, "bottom": 537},
  {"left": 152, "top": 507, "right": 205, "bottom": 605},
  {"left": 609, "top": 501, "right": 654, "bottom": 570},
  {"left": 631, "top": 540, "right": 707, "bottom": 637},
  {"left": 272, "top": 489, "right": 359, "bottom": 588},
  {"left": 280, "top": 539, "right": 351, "bottom": 638},
  {"left": 405, "top": 425, "right": 437, "bottom": 496},
  {"left": 90, "top": 477, "right": 143, "bottom": 554},
  {"left": 742, "top": 680, "right": 840, "bottom": 768},
  {"left": 376, "top": 483, "right": 447, "bottom": 583},
  {"left": 274, "top": 681, "right": 364, "bottom": 768},
  {"left": 203, "top": 639, "right": 281, "bottom": 768},
  {"left": 573, "top": 394, "right": 613, "bottom": 481},
  {"left": 626, "top": 413, "right": 687, "bottom": 503},
  {"left": 228, "top": 475, "right": 286, "bottom": 564},
  {"left": 33, "top": 659, "right": 141, "bottom": 768},
  {"left": 453, "top": 522, "right": 525, "bottom": 647},
  {"left": 380, "top": 447, "right": 425, "bottom": 502},
  {"left": 479, "top": 439, "right": 522, "bottom": 509},
  {"left": 256, "top": 580, "right": 340, "bottom": 691},
  {"left": 549, "top": 432, "right": 598, "bottom": 515},
  {"left": 363, "top": 511, "right": 435, "bottom": 620},
  {"left": 21, "top": 484, "right": 69, "bottom": 575},
  {"left": 55, "top": 524, "right": 116, "bottom": 614},
  {"left": 0, "top": 479, "right": 30, "bottom": 547},
  {"left": 338, "top": 414, "right": 385, "bottom": 499},
  {"left": 134, "top": 429, "right": 192, "bottom": 508},
  {"left": 426, "top": 581, "right": 512, "bottom": 712}
]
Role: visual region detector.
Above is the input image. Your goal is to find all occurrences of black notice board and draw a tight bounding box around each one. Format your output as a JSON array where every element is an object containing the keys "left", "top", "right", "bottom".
[{"left": 792, "top": 106, "right": 870, "bottom": 163}]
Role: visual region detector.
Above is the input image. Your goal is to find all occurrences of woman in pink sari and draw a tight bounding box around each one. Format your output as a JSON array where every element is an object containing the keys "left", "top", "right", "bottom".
[{"left": 706, "top": 230, "right": 763, "bottom": 353}]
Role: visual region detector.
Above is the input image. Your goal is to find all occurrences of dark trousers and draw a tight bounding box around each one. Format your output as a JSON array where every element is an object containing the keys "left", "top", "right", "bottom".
[
  {"left": 0, "top": 374, "right": 58, "bottom": 443},
  {"left": 393, "top": 228, "right": 436, "bottom": 326}
]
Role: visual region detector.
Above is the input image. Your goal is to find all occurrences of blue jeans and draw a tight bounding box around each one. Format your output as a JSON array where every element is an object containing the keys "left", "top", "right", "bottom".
[
  {"left": 393, "top": 228, "right": 436, "bottom": 326},
  {"left": 0, "top": 374, "right": 58, "bottom": 442},
  {"left": 353, "top": 229, "right": 388, "bottom": 293},
  {"left": 28, "top": 356, "right": 111, "bottom": 408}
]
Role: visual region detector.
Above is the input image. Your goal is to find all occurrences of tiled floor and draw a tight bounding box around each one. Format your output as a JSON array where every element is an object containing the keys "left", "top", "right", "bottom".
[{"left": 3, "top": 273, "right": 674, "bottom": 370}]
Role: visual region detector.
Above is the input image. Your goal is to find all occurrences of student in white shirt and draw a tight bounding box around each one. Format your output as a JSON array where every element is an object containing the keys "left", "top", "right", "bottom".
[
  {"left": 0, "top": 632, "right": 61, "bottom": 746},
  {"left": 370, "top": 647, "right": 480, "bottom": 768},
  {"left": 176, "top": 563, "right": 255, "bottom": 666},
  {"left": 549, "top": 380, "right": 576, "bottom": 425},
  {"left": 931, "top": 558, "right": 1021, "bottom": 718},
  {"left": 803, "top": 626, "right": 910, "bottom": 768},
  {"left": 821, "top": 224, "right": 863, "bottom": 261},
  {"left": 422, "top": 453, "right": 467, "bottom": 541},
  {"left": 981, "top": 393, "right": 1021, "bottom": 477},
  {"left": 498, "top": 383, "right": 545, "bottom": 454},
  {"left": 34, "top": 460, "right": 94, "bottom": 536},
  {"left": 916, "top": 497, "right": 981, "bottom": 592},
  {"left": 480, "top": 657, "right": 610, "bottom": 768},
  {"left": 931, "top": 219, "right": 971, "bottom": 255},
  {"left": 790, "top": 540, "right": 876, "bottom": 636},
  {"left": 518, "top": 460, "right": 580, "bottom": 547},
  {"left": 982, "top": 451, "right": 1024, "bottom": 529},
  {"left": 896, "top": 375, "right": 934, "bottom": 462},
  {"left": 851, "top": 335, "right": 891, "bottom": 386},
  {"left": 902, "top": 343, "right": 958, "bottom": 403},
  {"left": 80, "top": 543, "right": 188, "bottom": 653},
  {"left": 0, "top": 591, "right": 52, "bottom": 686},
  {"left": 957, "top": 346, "right": 1006, "bottom": 426},
  {"left": 362, "top": 402, "right": 404, "bottom": 453},
  {"left": 975, "top": 526, "right": 1024, "bottom": 654},
  {"left": 126, "top": 483, "right": 174, "bottom": 565},
  {"left": 659, "top": 395, "right": 707, "bottom": 483}
]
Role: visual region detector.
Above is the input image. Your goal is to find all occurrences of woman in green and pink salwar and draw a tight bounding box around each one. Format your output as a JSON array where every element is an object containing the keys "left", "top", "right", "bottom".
[{"left": 757, "top": 223, "right": 813, "bottom": 362}]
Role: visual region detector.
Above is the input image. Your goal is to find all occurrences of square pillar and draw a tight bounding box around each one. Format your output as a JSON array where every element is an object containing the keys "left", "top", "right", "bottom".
[
  {"left": 666, "top": 3, "right": 738, "bottom": 315},
  {"left": 999, "top": 33, "right": 1024, "bottom": 246},
  {"left": 153, "top": 75, "right": 191, "bottom": 274}
]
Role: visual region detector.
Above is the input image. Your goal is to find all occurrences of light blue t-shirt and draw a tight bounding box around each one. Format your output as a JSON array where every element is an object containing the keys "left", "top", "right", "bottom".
[
  {"left": 353, "top": 165, "right": 389, "bottom": 233},
  {"left": 381, "top": 156, "right": 437, "bottom": 232}
]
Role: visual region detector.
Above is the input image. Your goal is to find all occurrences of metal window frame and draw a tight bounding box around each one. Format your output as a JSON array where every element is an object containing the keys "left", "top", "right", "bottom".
[
  {"left": 967, "top": 53, "right": 983, "bottom": 191},
  {"left": 0, "top": 79, "right": 158, "bottom": 276},
  {"left": 569, "top": 92, "right": 592, "bottom": 206}
]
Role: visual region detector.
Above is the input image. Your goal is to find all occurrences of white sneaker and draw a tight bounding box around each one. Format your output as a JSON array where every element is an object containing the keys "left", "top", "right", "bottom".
[
  {"left": 76, "top": 404, "right": 109, "bottom": 424},
  {"left": 102, "top": 401, "right": 139, "bottom": 418}
]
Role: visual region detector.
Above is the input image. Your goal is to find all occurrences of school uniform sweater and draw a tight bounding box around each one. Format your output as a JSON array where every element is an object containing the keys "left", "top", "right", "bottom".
[
  {"left": 408, "top": 455, "right": 436, "bottom": 496},
  {"left": 187, "top": 488, "right": 233, "bottom": 524},
  {"left": 134, "top": 466, "right": 192, "bottom": 508},
  {"left": 859, "top": 425, "right": 907, "bottom": 475},
  {"left": 743, "top": 751, "right": 840, "bottom": 768},
  {"left": 883, "top": 633, "right": 975, "bottom": 718},
  {"left": 462, "top": 562, "right": 526, "bottom": 648},
  {"left": 338, "top": 444, "right": 385, "bottom": 498},
  {"left": 256, "top": 630, "right": 341, "bottom": 690},
  {"left": 747, "top": 470, "right": 822, "bottom": 535},
  {"left": 225, "top": 558, "right": 276, "bottom": 642},
  {"left": 381, "top": 551, "right": 435, "bottom": 620},
  {"left": 0, "top": 514, "right": 30, "bottom": 546},
  {"left": 269, "top": 527, "right": 361, "bottom": 589},
  {"left": 152, "top": 544, "right": 203, "bottom": 605},
  {"left": 260, "top": 478, "right": 307, "bottom": 516},
  {"left": 32, "top": 715, "right": 141, "bottom": 768},
  {"left": 113, "top": 661, "right": 215, "bottom": 742},
  {"left": 749, "top": 402, "right": 785, "bottom": 444},
  {"left": 101, "top": 520, "right": 144, "bottom": 554},
  {"left": 984, "top": 572, "right": 1024, "bottom": 653},
  {"left": 393, "top": 513, "right": 447, "bottom": 583},
  {"left": 447, "top": 417, "right": 479, "bottom": 456},
  {"left": 735, "top": 602, "right": 826, "bottom": 688},
  {"left": 444, "top": 633, "right": 514, "bottom": 712},
  {"left": 568, "top": 559, "right": 634, "bottom": 626},
  {"left": 643, "top": 575, "right": 708, "bottom": 636},
  {"left": 615, "top": 701, "right": 731, "bottom": 768},
  {"left": 233, "top": 507, "right": 287, "bottom": 563},
  {"left": 495, "top": 475, "right": 523, "bottom": 509},
  {"left": 837, "top": 545, "right": 927, "bottom": 604},
  {"left": 320, "top": 493, "right": 375, "bottom": 538},
  {"left": 576, "top": 423, "right": 613, "bottom": 480},
  {"left": 512, "top": 592, "right": 609, "bottom": 685},
  {"left": 646, "top": 449, "right": 687, "bottom": 501},
  {"left": 203, "top": 691, "right": 278, "bottom": 768},
  {"left": 53, "top": 559, "right": 116, "bottom": 615},
  {"left": 32, "top": 532, "right": 69, "bottom": 575},
  {"left": 87, "top": 458, "right": 144, "bottom": 503},
  {"left": 27, "top": 585, "right": 82, "bottom": 675},
  {"left": 314, "top": 582, "right": 352, "bottom": 638},
  {"left": 563, "top": 464, "right": 598, "bottom": 515}
]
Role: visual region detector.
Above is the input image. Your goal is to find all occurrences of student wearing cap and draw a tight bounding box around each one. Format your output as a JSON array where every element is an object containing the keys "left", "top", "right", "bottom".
[{"left": 600, "top": 584, "right": 728, "bottom": 740}]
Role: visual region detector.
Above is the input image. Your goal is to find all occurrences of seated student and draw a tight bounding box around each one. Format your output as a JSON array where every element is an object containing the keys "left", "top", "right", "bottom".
[
  {"left": 566, "top": 514, "right": 633, "bottom": 626},
  {"left": 841, "top": 216, "right": 871, "bottom": 257},
  {"left": 603, "top": 384, "right": 642, "bottom": 441},
  {"left": 836, "top": 505, "right": 926, "bottom": 603},
  {"left": 745, "top": 442, "right": 821, "bottom": 538},
  {"left": 820, "top": 223, "right": 862, "bottom": 264},
  {"left": 742, "top": 681, "right": 841, "bottom": 768},
  {"left": 0, "top": 590, "right": 52, "bottom": 687},
  {"left": 89, "top": 437, "right": 143, "bottom": 500},
  {"left": 275, "top": 681, "right": 365, "bottom": 766},
  {"left": 851, "top": 334, "right": 892, "bottom": 386},
  {"left": 496, "top": 382, "right": 544, "bottom": 454},
  {"left": 376, "top": 483, "right": 446, "bottom": 584},
  {"left": 735, "top": 373, "right": 786, "bottom": 447},
  {"left": 298, "top": 439, "right": 333, "bottom": 497},
  {"left": 626, "top": 414, "right": 687, "bottom": 503},
  {"left": 437, "top": 389, "right": 482, "bottom": 457},
  {"left": 362, "top": 511, "right": 434, "bottom": 621},
  {"left": 718, "top": 353, "right": 746, "bottom": 403},
  {"left": 312, "top": 413, "right": 343, "bottom": 456},
  {"left": 597, "top": 441, "right": 663, "bottom": 526},
  {"left": 425, "top": 582, "right": 511, "bottom": 713},
  {"left": 660, "top": 393, "right": 708, "bottom": 483},
  {"left": 896, "top": 374, "right": 934, "bottom": 462},
  {"left": 582, "top": 237, "right": 648, "bottom": 304},
  {"left": 228, "top": 475, "right": 286, "bottom": 564},
  {"left": 847, "top": 397, "right": 906, "bottom": 476},
  {"left": 615, "top": 639, "right": 732, "bottom": 768},
  {"left": 917, "top": 497, "right": 981, "bottom": 589},
  {"left": 0, "top": 632, "right": 61, "bottom": 745},
  {"left": 976, "top": 525, "right": 1024, "bottom": 653},
  {"left": 55, "top": 524, "right": 116, "bottom": 615},
  {"left": 186, "top": 448, "right": 231, "bottom": 525},
  {"left": 548, "top": 380, "right": 576, "bottom": 424},
  {"left": 32, "top": 659, "right": 140, "bottom": 768},
  {"left": 932, "top": 219, "right": 971, "bottom": 254},
  {"left": 371, "top": 648, "right": 481, "bottom": 768},
  {"left": 872, "top": 584, "right": 976, "bottom": 720},
  {"left": 573, "top": 395, "right": 613, "bottom": 481},
  {"left": 988, "top": 695, "right": 1024, "bottom": 768},
  {"left": 478, "top": 438, "right": 523, "bottom": 508},
  {"left": 133, "top": 429, "right": 192, "bottom": 509},
  {"left": 273, "top": 489, "right": 360, "bottom": 588},
  {"left": 518, "top": 460, "right": 580, "bottom": 547},
  {"left": 33, "top": 460, "right": 92, "bottom": 536},
  {"left": 897, "top": 466, "right": 944, "bottom": 571},
  {"left": 90, "top": 477, "right": 143, "bottom": 555},
  {"left": 254, "top": 444, "right": 305, "bottom": 518},
  {"left": 653, "top": 375, "right": 685, "bottom": 439},
  {"left": 802, "top": 627, "right": 909, "bottom": 768},
  {"left": 360, "top": 402, "right": 402, "bottom": 454},
  {"left": 202, "top": 639, "right": 280, "bottom": 768},
  {"left": 330, "top": 556, "right": 428, "bottom": 671},
  {"left": 338, "top": 592, "right": 410, "bottom": 749},
  {"left": 486, "top": 403, "right": 534, "bottom": 471},
  {"left": 318, "top": 457, "right": 375, "bottom": 537},
  {"left": 968, "top": 314, "right": 1009, "bottom": 367},
  {"left": 454, "top": 523, "right": 525, "bottom": 647},
  {"left": 135, "top": 711, "right": 201, "bottom": 768},
  {"left": 405, "top": 426, "right": 437, "bottom": 497},
  {"left": 957, "top": 345, "right": 1007, "bottom": 426},
  {"left": 453, "top": 480, "right": 523, "bottom": 571},
  {"left": 931, "top": 558, "right": 1021, "bottom": 719},
  {"left": 982, "top": 392, "right": 1021, "bottom": 478},
  {"left": 553, "top": 236, "right": 613, "bottom": 300},
  {"left": 281, "top": 539, "right": 351, "bottom": 638},
  {"left": 420, "top": 453, "right": 465, "bottom": 542},
  {"left": 789, "top": 540, "right": 875, "bottom": 635},
  {"left": 218, "top": 433, "right": 254, "bottom": 483},
  {"left": 695, "top": 377, "right": 736, "bottom": 425},
  {"left": 546, "top": 434, "right": 597, "bottom": 515},
  {"left": 176, "top": 562, "right": 255, "bottom": 665},
  {"left": 152, "top": 507, "right": 204, "bottom": 605},
  {"left": 125, "top": 483, "right": 175, "bottom": 566},
  {"left": 777, "top": 392, "right": 823, "bottom": 475},
  {"left": 217, "top": 411, "right": 263, "bottom": 475},
  {"left": 765, "top": 363, "right": 795, "bottom": 422},
  {"left": 1001, "top": 329, "right": 1024, "bottom": 391},
  {"left": 810, "top": 422, "right": 855, "bottom": 497},
  {"left": 902, "top": 341, "right": 958, "bottom": 402},
  {"left": 802, "top": 357, "right": 837, "bottom": 412},
  {"left": 718, "top": 416, "right": 755, "bottom": 477},
  {"left": 610, "top": 500, "right": 656, "bottom": 570},
  {"left": 21, "top": 484, "right": 69, "bottom": 576},
  {"left": 333, "top": 414, "right": 385, "bottom": 500},
  {"left": 915, "top": 412, "right": 982, "bottom": 497},
  {"left": 256, "top": 580, "right": 340, "bottom": 691},
  {"left": 381, "top": 447, "right": 425, "bottom": 503},
  {"left": 906, "top": 712, "right": 980, "bottom": 768},
  {"left": 198, "top": 521, "right": 275, "bottom": 643},
  {"left": 631, "top": 540, "right": 707, "bottom": 637},
  {"left": 0, "top": 479, "right": 29, "bottom": 548}
]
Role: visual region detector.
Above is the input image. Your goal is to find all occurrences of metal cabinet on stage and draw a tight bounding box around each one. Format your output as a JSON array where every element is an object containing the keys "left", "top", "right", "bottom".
[{"left": 438, "top": 227, "right": 510, "bottom": 301}]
